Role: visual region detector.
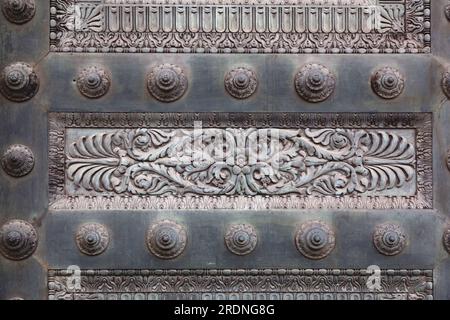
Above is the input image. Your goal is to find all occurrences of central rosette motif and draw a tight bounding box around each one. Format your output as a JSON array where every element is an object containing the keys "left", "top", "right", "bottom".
[{"left": 66, "top": 127, "right": 415, "bottom": 197}]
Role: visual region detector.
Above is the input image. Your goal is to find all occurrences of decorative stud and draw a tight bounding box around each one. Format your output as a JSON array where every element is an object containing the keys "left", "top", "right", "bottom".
[
  {"left": 442, "top": 71, "right": 450, "bottom": 99},
  {"left": 0, "top": 220, "right": 38, "bottom": 260},
  {"left": 147, "top": 64, "right": 187, "bottom": 102},
  {"left": 445, "top": 4, "right": 450, "bottom": 22},
  {"left": 443, "top": 226, "right": 450, "bottom": 254},
  {"left": 295, "top": 220, "right": 335, "bottom": 260},
  {"left": 224, "top": 67, "right": 257, "bottom": 99},
  {"left": 146, "top": 220, "right": 187, "bottom": 259},
  {"left": 1, "top": 144, "right": 34, "bottom": 177},
  {"left": 1, "top": 0, "right": 35, "bottom": 24},
  {"left": 371, "top": 67, "right": 405, "bottom": 99},
  {"left": 0, "top": 62, "right": 39, "bottom": 102},
  {"left": 75, "top": 223, "right": 109, "bottom": 256},
  {"left": 373, "top": 223, "right": 407, "bottom": 256},
  {"left": 294, "top": 64, "right": 335, "bottom": 103},
  {"left": 76, "top": 66, "right": 111, "bottom": 99},
  {"left": 225, "top": 224, "right": 257, "bottom": 256}
]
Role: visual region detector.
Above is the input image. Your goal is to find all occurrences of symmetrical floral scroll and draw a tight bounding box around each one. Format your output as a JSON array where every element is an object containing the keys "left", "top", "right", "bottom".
[
  {"left": 65, "top": 127, "right": 415, "bottom": 197},
  {"left": 49, "top": 0, "right": 431, "bottom": 54},
  {"left": 48, "top": 112, "right": 432, "bottom": 210}
]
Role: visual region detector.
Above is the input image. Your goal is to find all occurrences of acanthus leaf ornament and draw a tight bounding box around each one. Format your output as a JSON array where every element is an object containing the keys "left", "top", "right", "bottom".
[
  {"left": 1, "top": 144, "right": 34, "bottom": 177},
  {"left": 76, "top": 66, "right": 111, "bottom": 99},
  {"left": 147, "top": 64, "right": 187, "bottom": 102},
  {"left": 64, "top": 127, "right": 415, "bottom": 197},
  {"left": 294, "top": 64, "right": 335, "bottom": 103},
  {"left": 146, "top": 220, "right": 187, "bottom": 259},
  {"left": 225, "top": 224, "right": 257, "bottom": 255},
  {"left": 1, "top": 0, "right": 35, "bottom": 24},
  {"left": 48, "top": 112, "right": 433, "bottom": 211},
  {"left": 371, "top": 67, "right": 405, "bottom": 99},
  {"left": 225, "top": 67, "right": 257, "bottom": 99},
  {"left": 295, "top": 220, "right": 335, "bottom": 260},
  {"left": 0, "top": 62, "right": 39, "bottom": 102},
  {"left": 373, "top": 223, "right": 407, "bottom": 256},
  {"left": 442, "top": 71, "right": 450, "bottom": 99},
  {"left": 0, "top": 220, "right": 38, "bottom": 261},
  {"left": 75, "top": 223, "right": 110, "bottom": 256}
]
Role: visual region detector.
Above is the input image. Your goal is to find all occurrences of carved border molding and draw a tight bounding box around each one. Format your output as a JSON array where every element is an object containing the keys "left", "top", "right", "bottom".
[
  {"left": 49, "top": 0, "right": 431, "bottom": 54},
  {"left": 47, "top": 268, "right": 433, "bottom": 300},
  {"left": 48, "top": 112, "right": 432, "bottom": 211}
]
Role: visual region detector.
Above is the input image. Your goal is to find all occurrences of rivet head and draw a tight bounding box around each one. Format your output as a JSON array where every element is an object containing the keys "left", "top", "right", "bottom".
[
  {"left": 445, "top": 5, "right": 450, "bottom": 22},
  {"left": 295, "top": 220, "right": 335, "bottom": 260},
  {"left": 442, "top": 71, "right": 450, "bottom": 99},
  {"left": 371, "top": 67, "right": 405, "bottom": 99},
  {"left": 294, "top": 64, "right": 335, "bottom": 103},
  {"left": 225, "top": 224, "right": 257, "bottom": 256},
  {"left": 0, "top": 220, "right": 38, "bottom": 260},
  {"left": 146, "top": 220, "right": 187, "bottom": 259},
  {"left": 0, "top": 62, "right": 39, "bottom": 102},
  {"left": 373, "top": 223, "right": 407, "bottom": 256},
  {"left": 77, "top": 66, "right": 111, "bottom": 99},
  {"left": 1, "top": 144, "right": 34, "bottom": 177},
  {"left": 225, "top": 67, "right": 257, "bottom": 99},
  {"left": 147, "top": 64, "right": 187, "bottom": 102},
  {"left": 443, "top": 226, "right": 450, "bottom": 254},
  {"left": 75, "top": 223, "right": 109, "bottom": 256},
  {"left": 1, "top": 0, "right": 35, "bottom": 24}
]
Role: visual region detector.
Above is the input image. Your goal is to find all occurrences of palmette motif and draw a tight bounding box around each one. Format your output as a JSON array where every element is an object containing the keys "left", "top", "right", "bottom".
[{"left": 66, "top": 127, "right": 415, "bottom": 197}]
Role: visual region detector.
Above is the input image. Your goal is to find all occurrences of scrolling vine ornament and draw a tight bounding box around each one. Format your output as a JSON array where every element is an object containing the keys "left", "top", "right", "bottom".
[{"left": 65, "top": 127, "right": 415, "bottom": 198}]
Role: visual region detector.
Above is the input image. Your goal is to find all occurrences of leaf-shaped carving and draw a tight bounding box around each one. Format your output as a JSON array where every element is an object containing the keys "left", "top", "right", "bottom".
[
  {"left": 67, "top": 132, "right": 121, "bottom": 192},
  {"left": 361, "top": 131, "right": 415, "bottom": 191},
  {"left": 74, "top": 5, "right": 104, "bottom": 32},
  {"left": 65, "top": 127, "right": 416, "bottom": 197}
]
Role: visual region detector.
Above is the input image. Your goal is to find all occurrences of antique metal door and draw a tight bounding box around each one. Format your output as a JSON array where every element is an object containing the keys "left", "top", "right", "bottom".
[{"left": 1, "top": 0, "right": 450, "bottom": 300}]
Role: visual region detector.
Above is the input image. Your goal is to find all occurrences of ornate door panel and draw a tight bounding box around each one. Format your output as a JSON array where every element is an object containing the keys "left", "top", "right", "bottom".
[{"left": 1, "top": 0, "right": 450, "bottom": 300}]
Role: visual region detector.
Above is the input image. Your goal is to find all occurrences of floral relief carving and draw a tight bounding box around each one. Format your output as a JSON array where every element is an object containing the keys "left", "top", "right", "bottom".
[
  {"left": 48, "top": 112, "right": 432, "bottom": 211},
  {"left": 65, "top": 127, "right": 415, "bottom": 198},
  {"left": 49, "top": 0, "right": 431, "bottom": 54},
  {"left": 48, "top": 268, "right": 434, "bottom": 300},
  {"left": 225, "top": 224, "right": 257, "bottom": 255},
  {"left": 373, "top": 223, "right": 407, "bottom": 256},
  {"left": 75, "top": 223, "right": 109, "bottom": 256}
]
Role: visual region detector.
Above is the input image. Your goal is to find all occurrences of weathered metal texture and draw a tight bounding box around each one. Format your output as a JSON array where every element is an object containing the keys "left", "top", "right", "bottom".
[{"left": 1, "top": 0, "right": 450, "bottom": 300}]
